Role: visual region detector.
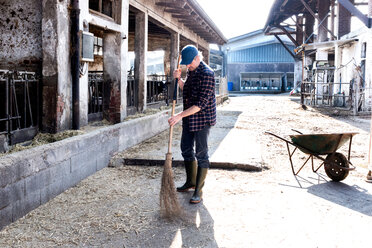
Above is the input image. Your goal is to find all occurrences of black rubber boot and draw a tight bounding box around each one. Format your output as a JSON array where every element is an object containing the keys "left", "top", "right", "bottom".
[
  {"left": 177, "top": 160, "right": 197, "bottom": 192},
  {"left": 190, "top": 167, "right": 208, "bottom": 204}
]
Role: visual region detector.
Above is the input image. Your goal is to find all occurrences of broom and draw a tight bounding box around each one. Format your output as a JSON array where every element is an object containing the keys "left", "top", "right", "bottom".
[{"left": 159, "top": 55, "right": 183, "bottom": 219}]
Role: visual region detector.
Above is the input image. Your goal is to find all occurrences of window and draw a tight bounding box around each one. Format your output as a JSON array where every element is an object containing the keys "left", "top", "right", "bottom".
[
  {"left": 93, "top": 36, "right": 103, "bottom": 56},
  {"left": 89, "top": 0, "right": 113, "bottom": 18}
]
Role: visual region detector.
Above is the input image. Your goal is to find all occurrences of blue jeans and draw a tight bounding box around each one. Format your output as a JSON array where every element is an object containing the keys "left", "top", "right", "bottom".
[{"left": 181, "top": 120, "right": 211, "bottom": 168}]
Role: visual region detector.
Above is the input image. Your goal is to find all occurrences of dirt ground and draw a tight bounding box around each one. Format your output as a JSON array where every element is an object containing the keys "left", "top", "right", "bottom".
[{"left": 0, "top": 94, "right": 371, "bottom": 248}]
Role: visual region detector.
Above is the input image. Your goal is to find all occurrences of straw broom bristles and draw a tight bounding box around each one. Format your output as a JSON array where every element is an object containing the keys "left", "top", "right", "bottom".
[
  {"left": 160, "top": 153, "right": 183, "bottom": 219},
  {"left": 159, "top": 55, "right": 183, "bottom": 219}
]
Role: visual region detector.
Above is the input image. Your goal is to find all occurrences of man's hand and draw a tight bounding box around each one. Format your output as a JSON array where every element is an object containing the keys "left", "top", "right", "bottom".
[
  {"left": 168, "top": 114, "right": 182, "bottom": 127},
  {"left": 173, "top": 69, "right": 181, "bottom": 80}
]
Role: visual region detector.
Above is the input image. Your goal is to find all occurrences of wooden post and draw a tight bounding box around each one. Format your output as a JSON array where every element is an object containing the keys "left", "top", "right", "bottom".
[
  {"left": 331, "top": 0, "right": 335, "bottom": 40},
  {"left": 301, "top": 51, "right": 305, "bottom": 105},
  {"left": 369, "top": 113, "right": 372, "bottom": 171},
  {"left": 134, "top": 10, "right": 148, "bottom": 112}
]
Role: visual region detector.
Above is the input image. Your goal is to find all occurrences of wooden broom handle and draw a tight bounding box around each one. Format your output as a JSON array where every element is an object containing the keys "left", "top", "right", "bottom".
[{"left": 168, "top": 55, "right": 182, "bottom": 153}]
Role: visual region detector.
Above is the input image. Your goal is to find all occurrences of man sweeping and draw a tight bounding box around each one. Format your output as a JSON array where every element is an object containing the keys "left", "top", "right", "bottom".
[{"left": 168, "top": 45, "right": 216, "bottom": 204}]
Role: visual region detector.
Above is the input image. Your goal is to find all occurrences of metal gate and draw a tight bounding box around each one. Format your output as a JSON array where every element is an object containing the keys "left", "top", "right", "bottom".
[
  {"left": 88, "top": 71, "right": 104, "bottom": 122},
  {"left": 146, "top": 75, "right": 170, "bottom": 105},
  {"left": 0, "top": 70, "right": 39, "bottom": 151}
]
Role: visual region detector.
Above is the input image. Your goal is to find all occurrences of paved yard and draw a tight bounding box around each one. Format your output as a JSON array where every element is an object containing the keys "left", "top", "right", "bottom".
[{"left": 0, "top": 94, "right": 371, "bottom": 247}]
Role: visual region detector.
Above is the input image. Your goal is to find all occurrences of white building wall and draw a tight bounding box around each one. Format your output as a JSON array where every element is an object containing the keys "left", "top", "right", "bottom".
[{"left": 338, "top": 27, "right": 372, "bottom": 110}]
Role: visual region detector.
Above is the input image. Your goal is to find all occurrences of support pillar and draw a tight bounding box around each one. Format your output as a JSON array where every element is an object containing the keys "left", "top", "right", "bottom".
[
  {"left": 296, "top": 16, "right": 304, "bottom": 45},
  {"left": 318, "top": 0, "right": 330, "bottom": 42},
  {"left": 120, "top": 0, "right": 129, "bottom": 121},
  {"left": 205, "top": 49, "right": 210, "bottom": 65},
  {"left": 78, "top": 0, "right": 90, "bottom": 127},
  {"left": 42, "top": 0, "right": 72, "bottom": 133},
  {"left": 103, "top": 32, "right": 122, "bottom": 123},
  {"left": 294, "top": 60, "right": 303, "bottom": 91},
  {"left": 304, "top": 12, "right": 315, "bottom": 43},
  {"left": 134, "top": 10, "right": 148, "bottom": 112},
  {"left": 334, "top": 45, "right": 342, "bottom": 94},
  {"left": 338, "top": 0, "right": 353, "bottom": 38},
  {"left": 169, "top": 32, "right": 180, "bottom": 100},
  {"left": 367, "top": 0, "right": 372, "bottom": 172},
  {"left": 331, "top": 0, "right": 335, "bottom": 40}
]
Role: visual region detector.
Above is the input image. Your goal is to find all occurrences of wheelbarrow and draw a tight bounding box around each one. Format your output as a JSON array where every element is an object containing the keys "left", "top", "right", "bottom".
[{"left": 265, "top": 130, "right": 358, "bottom": 181}]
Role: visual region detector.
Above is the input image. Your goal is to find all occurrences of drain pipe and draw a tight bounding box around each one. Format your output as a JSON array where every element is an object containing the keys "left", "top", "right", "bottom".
[{"left": 71, "top": 0, "right": 80, "bottom": 129}]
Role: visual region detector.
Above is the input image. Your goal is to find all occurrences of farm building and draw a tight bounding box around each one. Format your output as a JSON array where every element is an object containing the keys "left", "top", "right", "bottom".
[
  {"left": 221, "top": 29, "right": 296, "bottom": 93},
  {"left": 0, "top": 0, "right": 227, "bottom": 151},
  {"left": 264, "top": 0, "right": 372, "bottom": 114}
]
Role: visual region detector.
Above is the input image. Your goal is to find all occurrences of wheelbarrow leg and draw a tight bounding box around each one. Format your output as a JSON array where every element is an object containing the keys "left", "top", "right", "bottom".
[
  {"left": 286, "top": 143, "right": 311, "bottom": 175},
  {"left": 311, "top": 155, "right": 324, "bottom": 173},
  {"left": 347, "top": 135, "right": 353, "bottom": 162}
]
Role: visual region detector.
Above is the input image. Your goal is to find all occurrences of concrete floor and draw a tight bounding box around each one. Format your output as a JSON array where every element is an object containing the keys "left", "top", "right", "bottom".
[{"left": 1, "top": 94, "right": 371, "bottom": 248}]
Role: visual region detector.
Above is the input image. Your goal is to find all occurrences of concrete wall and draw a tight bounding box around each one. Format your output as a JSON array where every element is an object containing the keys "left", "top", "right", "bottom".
[
  {"left": 0, "top": 0, "right": 42, "bottom": 71},
  {"left": 337, "top": 27, "right": 372, "bottom": 110},
  {"left": 294, "top": 60, "right": 303, "bottom": 91},
  {"left": 227, "top": 63, "right": 294, "bottom": 91},
  {"left": 218, "top": 77, "right": 228, "bottom": 96},
  {"left": 0, "top": 108, "right": 176, "bottom": 230}
]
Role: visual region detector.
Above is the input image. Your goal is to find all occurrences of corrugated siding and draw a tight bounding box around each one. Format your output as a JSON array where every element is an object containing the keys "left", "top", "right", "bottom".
[{"left": 228, "top": 44, "right": 295, "bottom": 63}]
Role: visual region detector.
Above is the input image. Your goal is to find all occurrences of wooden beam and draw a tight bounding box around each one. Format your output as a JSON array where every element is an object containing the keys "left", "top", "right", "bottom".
[
  {"left": 156, "top": 2, "right": 180, "bottom": 8},
  {"left": 338, "top": 0, "right": 370, "bottom": 27},
  {"left": 164, "top": 9, "right": 182, "bottom": 13},
  {"left": 277, "top": 25, "right": 300, "bottom": 47},
  {"left": 299, "top": 0, "right": 337, "bottom": 39},
  {"left": 267, "top": 31, "right": 296, "bottom": 35},
  {"left": 274, "top": 35, "right": 298, "bottom": 60},
  {"left": 172, "top": 11, "right": 194, "bottom": 17}
]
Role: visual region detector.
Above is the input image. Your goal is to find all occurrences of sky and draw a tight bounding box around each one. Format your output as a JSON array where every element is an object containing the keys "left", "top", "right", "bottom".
[
  {"left": 196, "top": 0, "right": 368, "bottom": 41},
  {"left": 196, "top": 0, "right": 276, "bottom": 39}
]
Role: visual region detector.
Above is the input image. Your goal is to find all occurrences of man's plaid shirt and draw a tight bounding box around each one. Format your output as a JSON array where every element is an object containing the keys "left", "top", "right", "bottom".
[{"left": 182, "top": 61, "right": 217, "bottom": 132}]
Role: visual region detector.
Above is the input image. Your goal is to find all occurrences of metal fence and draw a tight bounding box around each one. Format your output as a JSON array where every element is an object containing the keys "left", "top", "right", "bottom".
[
  {"left": 301, "top": 65, "right": 372, "bottom": 113},
  {"left": 88, "top": 71, "right": 104, "bottom": 122},
  {"left": 215, "top": 77, "right": 220, "bottom": 95},
  {"left": 146, "top": 75, "right": 171, "bottom": 104},
  {"left": 127, "top": 75, "right": 136, "bottom": 107},
  {"left": 0, "top": 70, "right": 39, "bottom": 148}
]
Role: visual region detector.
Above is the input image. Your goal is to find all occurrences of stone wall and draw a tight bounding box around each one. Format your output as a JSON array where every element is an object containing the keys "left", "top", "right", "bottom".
[
  {"left": 0, "top": 108, "right": 176, "bottom": 230},
  {"left": 0, "top": 0, "right": 42, "bottom": 71}
]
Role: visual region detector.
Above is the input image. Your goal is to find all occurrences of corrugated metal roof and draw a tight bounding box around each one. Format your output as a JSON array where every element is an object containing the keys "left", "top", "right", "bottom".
[{"left": 228, "top": 43, "right": 295, "bottom": 63}]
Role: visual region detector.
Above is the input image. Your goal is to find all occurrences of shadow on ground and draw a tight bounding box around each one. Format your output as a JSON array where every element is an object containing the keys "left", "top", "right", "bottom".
[
  {"left": 123, "top": 192, "right": 218, "bottom": 247},
  {"left": 307, "top": 181, "right": 372, "bottom": 216}
]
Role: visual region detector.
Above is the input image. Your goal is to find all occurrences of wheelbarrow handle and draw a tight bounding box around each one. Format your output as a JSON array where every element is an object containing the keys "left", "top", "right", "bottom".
[
  {"left": 291, "top": 129, "right": 303, "bottom": 134},
  {"left": 265, "top": 131, "right": 292, "bottom": 144}
]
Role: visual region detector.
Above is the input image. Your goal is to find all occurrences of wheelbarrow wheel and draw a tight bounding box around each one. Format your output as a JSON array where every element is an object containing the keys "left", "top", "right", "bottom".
[{"left": 324, "top": 152, "right": 349, "bottom": 182}]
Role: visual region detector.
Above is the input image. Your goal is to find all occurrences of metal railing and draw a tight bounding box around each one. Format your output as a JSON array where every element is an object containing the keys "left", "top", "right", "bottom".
[
  {"left": 240, "top": 80, "right": 284, "bottom": 91},
  {"left": 0, "top": 70, "right": 39, "bottom": 148},
  {"left": 215, "top": 77, "right": 220, "bottom": 95},
  {"left": 127, "top": 75, "right": 136, "bottom": 107},
  {"left": 301, "top": 64, "right": 372, "bottom": 113},
  {"left": 88, "top": 71, "right": 104, "bottom": 121},
  {"left": 146, "top": 75, "right": 170, "bottom": 104}
]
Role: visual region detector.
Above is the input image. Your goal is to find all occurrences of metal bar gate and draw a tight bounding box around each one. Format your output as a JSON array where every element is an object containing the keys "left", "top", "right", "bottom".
[{"left": 0, "top": 70, "right": 39, "bottom": 152}]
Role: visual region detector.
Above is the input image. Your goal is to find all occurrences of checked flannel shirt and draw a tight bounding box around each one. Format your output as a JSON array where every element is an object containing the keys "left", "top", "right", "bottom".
[{"left": 182, "top": 61, "right": 217, "bottom": 132}]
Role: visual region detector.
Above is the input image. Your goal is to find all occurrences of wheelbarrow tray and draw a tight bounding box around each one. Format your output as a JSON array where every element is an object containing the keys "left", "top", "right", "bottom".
[
  {"left": 290, "top": 133, "right": 358, "bottom": 155},
  {"left": 265, "top": 131, "right": 358, "bottom": 181}
]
